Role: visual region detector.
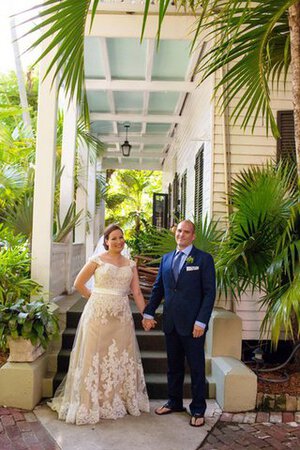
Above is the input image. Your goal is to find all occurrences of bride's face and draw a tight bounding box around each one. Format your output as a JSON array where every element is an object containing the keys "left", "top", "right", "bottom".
[{"left": 106, "top": 229, "right": 125, "bottom": 253}]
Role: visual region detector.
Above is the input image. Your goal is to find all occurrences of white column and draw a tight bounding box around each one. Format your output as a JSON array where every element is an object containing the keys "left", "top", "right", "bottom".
[
  {"left": 75, "top": 143, "right": 89, "bottom": 244},
  {"left": 93, "top": 158, "right": 103, "bottom": 245},
  {"left": 59, "top": 97, "right": 78, "bottom": 220},
  {"left": 31, "top": 55, "right": 58, "bottom": 298},
  {"left": 85, "top": 154, "right": 97, "bottom": 260},
  {"left": 59, "top": 96, "right": 78, "bottom": 293}
]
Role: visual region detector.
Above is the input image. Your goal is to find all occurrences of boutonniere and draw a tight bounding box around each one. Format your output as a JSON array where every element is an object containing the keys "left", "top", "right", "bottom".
[{"left": 186, "top": 256, "right": 194, "bottom": 265}]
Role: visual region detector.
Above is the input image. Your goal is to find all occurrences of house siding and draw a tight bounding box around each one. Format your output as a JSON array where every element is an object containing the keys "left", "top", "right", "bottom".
[
  {"left": 162, "top": 74, "right": 214, "bottom": 221},
  {"left": 162, "top": 71, "right": 293, "bottom": 340}
]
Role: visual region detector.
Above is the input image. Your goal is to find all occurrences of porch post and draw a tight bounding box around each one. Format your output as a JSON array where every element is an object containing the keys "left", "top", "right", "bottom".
[
  {"left": 75, "top": 142, "right": 89, "bottom": 244},
  {"left": 86, "top": 154, "right": 97, "bottom": 260},
  {"left": 31, "top": 52, "right": 58, "bottom": 299},
  {"left": 59, "top": 96, "right": 78, "bottom": 292}
]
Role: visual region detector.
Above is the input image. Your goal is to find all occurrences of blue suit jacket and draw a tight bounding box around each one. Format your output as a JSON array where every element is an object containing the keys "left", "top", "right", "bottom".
[{"left": 144, "top": 246, "right": 216, "bottom": 336}]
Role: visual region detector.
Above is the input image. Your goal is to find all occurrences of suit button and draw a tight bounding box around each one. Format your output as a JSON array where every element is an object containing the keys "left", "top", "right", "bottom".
[{"left": 174, "top": 289, "right": 177, "bottom": 292}]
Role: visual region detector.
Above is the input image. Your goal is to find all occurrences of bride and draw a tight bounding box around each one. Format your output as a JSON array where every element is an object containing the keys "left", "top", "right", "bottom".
[{"left": 49, "top": 223, "right": 150, "bottom": 424}]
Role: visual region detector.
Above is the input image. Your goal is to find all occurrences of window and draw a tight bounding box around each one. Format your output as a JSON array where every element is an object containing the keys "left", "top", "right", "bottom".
[
  {"left": 180, "top": 171, "right": 187, "bottom": 219},
  {"left": 152, "top": 193, "right": 168, "bottom": 229},
  {"left": 194, "top": 146, "right": 204, "bottom": 223},
  {"left": 277, "top": 111, "right": 296, "bottom": 163}
]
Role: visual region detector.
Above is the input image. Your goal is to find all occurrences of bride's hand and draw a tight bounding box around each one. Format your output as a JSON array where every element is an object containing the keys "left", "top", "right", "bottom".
[{"left": 142, "top": 318, "right": 157, "bottom": 331}]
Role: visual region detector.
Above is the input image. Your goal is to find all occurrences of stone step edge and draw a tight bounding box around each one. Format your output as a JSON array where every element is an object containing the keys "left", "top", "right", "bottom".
[{"left": 256, "top": 392, "right": 300, "bottom": 412}]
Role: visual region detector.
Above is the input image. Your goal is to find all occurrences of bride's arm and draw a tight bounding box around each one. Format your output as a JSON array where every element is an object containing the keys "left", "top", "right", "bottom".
[
  {"left": 74, "top": 262, "right": 97, "bottom": 299},
  {"left": 130, "top": 266, "right": 146, "bottom": 315}
]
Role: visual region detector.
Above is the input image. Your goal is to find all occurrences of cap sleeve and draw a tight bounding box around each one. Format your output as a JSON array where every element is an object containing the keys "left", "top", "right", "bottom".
[
  {"left": 130, "top": 259, "right": 136, "bottom": 269},
  {"left": 88, "top": 255, "right": 103, "bottom": 265}
]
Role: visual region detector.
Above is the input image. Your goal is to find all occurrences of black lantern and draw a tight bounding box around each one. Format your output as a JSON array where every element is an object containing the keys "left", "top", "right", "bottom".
[{"left": 121, "top": 123, "right": 132, "bottom": 157}]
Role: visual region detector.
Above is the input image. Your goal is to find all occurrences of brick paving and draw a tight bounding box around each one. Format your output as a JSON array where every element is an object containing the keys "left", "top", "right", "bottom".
[
  {"left": 200, "top": 411, "right": 300, "bottom": 449},
  {"left": 1, "top": 406, "right": 300, "bottom": 449},
  {"left": 0, "top": 407, "right": 60, "bottom": 450}
]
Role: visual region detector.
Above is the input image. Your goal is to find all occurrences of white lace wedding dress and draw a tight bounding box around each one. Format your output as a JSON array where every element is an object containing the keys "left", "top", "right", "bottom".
[{"left": 49, "top": 257, "right": 150, "bottom": 424}]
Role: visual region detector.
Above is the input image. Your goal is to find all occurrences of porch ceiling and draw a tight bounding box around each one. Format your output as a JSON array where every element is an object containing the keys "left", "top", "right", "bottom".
[{"left": 84, "top": 8, "right": 201, "bottom": 171}]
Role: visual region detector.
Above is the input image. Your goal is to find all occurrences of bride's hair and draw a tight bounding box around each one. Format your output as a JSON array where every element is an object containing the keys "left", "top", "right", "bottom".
[{"left": 103, "top": 224, "right": 123, "bottom": 250}]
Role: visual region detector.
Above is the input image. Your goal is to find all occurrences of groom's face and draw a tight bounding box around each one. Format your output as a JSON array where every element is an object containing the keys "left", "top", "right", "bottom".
[{"left": 175, "top": 221, "right": 196, "bottom": 249}]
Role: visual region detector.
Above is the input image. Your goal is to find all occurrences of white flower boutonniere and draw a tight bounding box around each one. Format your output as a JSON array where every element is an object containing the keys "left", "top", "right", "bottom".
[{"left": 186, "top": 256, "right": 194, "bottom": 265}]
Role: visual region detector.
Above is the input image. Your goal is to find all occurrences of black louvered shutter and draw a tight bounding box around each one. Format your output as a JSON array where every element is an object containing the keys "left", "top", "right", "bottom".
[
  {"left": 277, "top": 111, "right": 296, "bottom": 163},
  {"left": 180, "top": 171, "right": 187, "bottom": 219},
  {"left": 172, "top": 172, "right": 180, "bottom": 222},
  {"left": 194, "top": 146, "right": 204, "bottom": 222},
  {"left": 168, "top": 183, "right": 172, "bottom": 227}
]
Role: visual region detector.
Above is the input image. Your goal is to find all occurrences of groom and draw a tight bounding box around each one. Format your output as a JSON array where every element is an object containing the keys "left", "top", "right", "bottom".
[{"left": 142, "top": 220, "right": 216, "bottom": 427}]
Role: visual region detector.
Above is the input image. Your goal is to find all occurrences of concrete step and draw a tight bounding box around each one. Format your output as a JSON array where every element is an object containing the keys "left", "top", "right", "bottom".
[
  {"left": 61, "top": 328, "right": 77, "bottom": 350},
  {"left": 136, "top": 330, "right": 165, "bottom": 351}
]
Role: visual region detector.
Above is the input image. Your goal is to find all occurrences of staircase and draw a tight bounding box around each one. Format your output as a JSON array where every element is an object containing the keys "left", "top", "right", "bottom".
[{"left": 53, "top": 298, "right": 215, "bottom": 399}]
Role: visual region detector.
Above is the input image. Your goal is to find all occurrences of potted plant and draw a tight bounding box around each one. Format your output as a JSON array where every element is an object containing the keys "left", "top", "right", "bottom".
[
  {"left": 0, "top": 299, "right": 59, "bottom": 362},
  {"left": 0, "top": 226, "right": 59, "bottom": 362}
]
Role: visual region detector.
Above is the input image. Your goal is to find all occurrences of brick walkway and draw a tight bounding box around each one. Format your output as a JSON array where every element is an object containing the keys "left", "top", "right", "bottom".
[
  {"left": 0, "top": 407, "right": 60, "bottom": 450},
  {"left": 200, "top": 412, "right": 300, "bottom": 449},
  {"left": 1, "top": 406, "right": 300, "bottom": 450}
]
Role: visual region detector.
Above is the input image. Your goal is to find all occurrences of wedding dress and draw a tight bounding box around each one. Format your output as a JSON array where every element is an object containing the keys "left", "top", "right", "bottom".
[{"left": 50, "top": 256, "right": 150, "bottom": 424}]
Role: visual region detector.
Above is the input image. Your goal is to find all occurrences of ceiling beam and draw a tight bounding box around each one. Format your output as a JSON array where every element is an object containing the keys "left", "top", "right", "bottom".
[
  {"left": 99, "top": 135, "right": 171, "bottom": 144},
  {"left": 85, "top": 79, "right": 196, "bottom": 92},
  {"left": 99, "top": 37, "right": 119, "bottom": 143},
  {"left": 104, "top": 150, "right": 163, "bottom": 159},
  {"left": 90, "top": 113, "right": 182, "bottom": 124},
  {"left": 102, "top": 158, "right": 163, "bottom": 171},
  {"left": 86, "top": 14, "right": 197, "bottom": 41}
]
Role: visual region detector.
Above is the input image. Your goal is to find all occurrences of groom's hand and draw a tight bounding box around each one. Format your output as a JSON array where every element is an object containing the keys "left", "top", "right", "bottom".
[
  {"left": 142, "top": 318, "right": 157, "bottom": 331},
  {"left": 192, "top": 324, "right": 205, "bottom": 338}
]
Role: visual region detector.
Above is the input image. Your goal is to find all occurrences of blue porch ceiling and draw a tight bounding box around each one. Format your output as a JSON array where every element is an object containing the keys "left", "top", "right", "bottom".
[{"left": 84, "top": 36, "right": 198, "bottom": 169}]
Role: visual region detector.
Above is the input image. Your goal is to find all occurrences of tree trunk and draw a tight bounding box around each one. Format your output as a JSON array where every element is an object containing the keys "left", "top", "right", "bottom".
[{"left": 288, "top": 3, "right": 300, "bottom": 178}]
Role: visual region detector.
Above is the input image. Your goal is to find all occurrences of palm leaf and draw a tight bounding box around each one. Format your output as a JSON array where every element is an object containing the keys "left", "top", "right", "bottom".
[
  {"left": 53, "top": 201, "right": 82, "bottom": 242},
  {"left": 19, "top": 0, "right": 99, "bottom": 122}
]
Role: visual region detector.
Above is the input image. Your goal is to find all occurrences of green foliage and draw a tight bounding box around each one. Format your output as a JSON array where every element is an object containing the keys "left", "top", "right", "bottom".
[
  {"left": 105, "top": 170, "right": 162, "bottom": 233},
  {"left": 216, "top": 162, "right": 299, "bottom": 345},
  {"left": 135, "top": 217, "right": 224, "bottom": 262},
  {"left": 0, "top": 70, "right": 38, "bottom": 132},
  {"left": 53, "top": 201, "right": 82, "bottom": 242},
  {"left": 142, "top": 0, "right": 296, "bottom": 138},
  {"left": 0, "top": 299, "right": 59, "bottom": 350},
  {"left": 0, "top": 225, "right": 42, "bottom": 306},
  {"left": 22, "top": 0, "right": 100, "bottom": 122}
]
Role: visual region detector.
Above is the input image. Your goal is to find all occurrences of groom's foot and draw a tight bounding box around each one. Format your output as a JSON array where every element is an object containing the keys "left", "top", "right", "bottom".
[
  {"left": 155, "top": 402, "right": 186, "bottom": 415},
  {"left": 189, "top": 414, "right": 205, "bottom": 427}
]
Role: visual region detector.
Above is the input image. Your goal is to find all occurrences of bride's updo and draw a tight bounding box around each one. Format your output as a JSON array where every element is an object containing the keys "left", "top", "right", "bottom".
[{"left": 103, "top": 224, "right": 123, "bottom": 250}]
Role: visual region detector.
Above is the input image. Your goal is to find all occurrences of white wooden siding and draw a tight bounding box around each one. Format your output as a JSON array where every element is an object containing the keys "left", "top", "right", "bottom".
[
  {"left": 162, "top": 74, "right": 214, "bottom": 220},
  {"left": 163, "top": 67, "right": 294, "bottom": 340}
]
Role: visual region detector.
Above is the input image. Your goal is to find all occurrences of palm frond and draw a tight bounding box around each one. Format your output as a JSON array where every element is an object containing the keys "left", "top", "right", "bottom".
[
  {"left": 259, "top": 267, "right": 300, "bottom": 346},
  {"left": 3, "top": 194, "right": 33, "bottom": 239},
  {"left": 19, "top": 0, "right": 99, "bottom": 122},
  {"left": 216, "top": 161, "right": 298, "bottom": 299},
  {"left": 53, "top": 201, "right": 82, "bottom": 242}
]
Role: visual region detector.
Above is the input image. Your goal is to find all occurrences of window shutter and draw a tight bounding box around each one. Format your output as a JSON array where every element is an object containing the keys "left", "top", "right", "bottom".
[
  {"left": 168, "top": 183, "right": 172, "bottom": 227},
  {"left": 277, "top": 111, "right": 296, "bottom": 163},
  {"left": 172, "top": 172, "right": 180, "bottom": 221},
  {"left": 194, "top": 146, "right": 204, "bottom": 223},
  {"left": 180, "top": 171, "right": 187, "bottom": 219}
]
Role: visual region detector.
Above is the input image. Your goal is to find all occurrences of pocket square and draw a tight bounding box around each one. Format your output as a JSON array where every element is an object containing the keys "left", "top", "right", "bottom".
[{"left": 186, "top": 266, "right": 199, "bottom": 271}]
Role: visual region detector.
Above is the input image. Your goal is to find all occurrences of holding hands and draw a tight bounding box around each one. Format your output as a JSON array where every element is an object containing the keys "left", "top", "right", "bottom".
[{"left": 142, "top": 318, "right": 157, "bottom": 331}]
